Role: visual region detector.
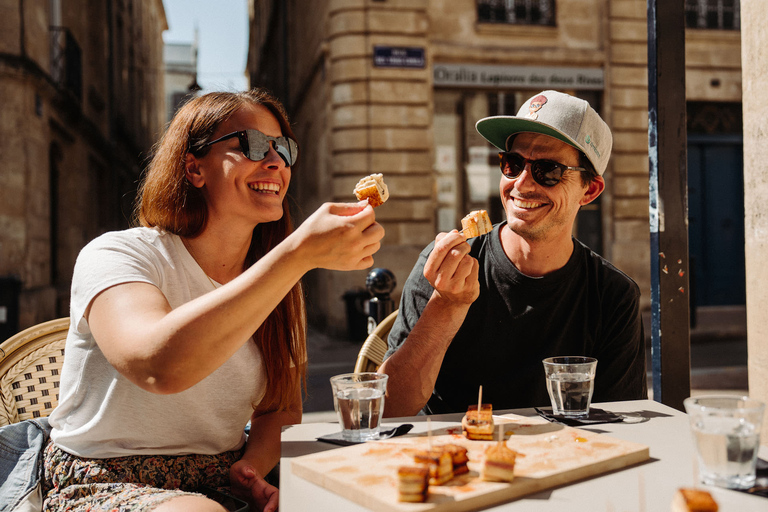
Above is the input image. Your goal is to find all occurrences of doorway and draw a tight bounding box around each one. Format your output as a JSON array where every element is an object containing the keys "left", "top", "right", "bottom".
[{"left": 687, "top": 134, "right": 745, "bottom": 307}]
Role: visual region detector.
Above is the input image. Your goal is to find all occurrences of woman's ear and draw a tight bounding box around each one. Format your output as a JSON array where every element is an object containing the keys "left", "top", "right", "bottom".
[{"left": 185, "top": 153, "right": 205, "bottom": 189}]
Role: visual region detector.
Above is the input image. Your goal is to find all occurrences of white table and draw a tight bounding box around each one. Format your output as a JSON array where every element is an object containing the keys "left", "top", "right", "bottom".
[{"left": 280, "top": 400, "right": 767, "bottom": 511}]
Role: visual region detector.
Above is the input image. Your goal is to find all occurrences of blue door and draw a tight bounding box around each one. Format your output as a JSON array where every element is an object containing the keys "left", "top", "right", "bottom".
[{"left": 687, "top": 135, "right": 745, "bottom": 306}]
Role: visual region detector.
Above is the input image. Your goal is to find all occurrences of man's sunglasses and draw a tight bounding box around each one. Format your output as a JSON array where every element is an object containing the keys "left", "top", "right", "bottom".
[
  {"left": 199, "top": 129, "right": 298, "bottom": 167},
  {"left": 499, "top": 152, "right": 585, "bottom": 187}
]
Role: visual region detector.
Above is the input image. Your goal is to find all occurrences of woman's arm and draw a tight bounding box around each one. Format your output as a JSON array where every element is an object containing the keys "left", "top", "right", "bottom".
[
  {"left": 229, "top": 372, "right": 302, "bottom": 512},
  {"left": 88, "top": 202, "right": 383, "bottom": 394}
]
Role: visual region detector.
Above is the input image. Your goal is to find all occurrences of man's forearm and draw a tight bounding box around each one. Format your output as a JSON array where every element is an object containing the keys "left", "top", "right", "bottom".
[{"left": 379, "top": 295, "right": 470, "bottom": 417}]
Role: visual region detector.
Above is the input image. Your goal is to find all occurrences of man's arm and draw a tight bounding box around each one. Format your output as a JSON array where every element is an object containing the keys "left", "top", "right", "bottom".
[{"left": 379, "top": 231, "right": 479, "bottom": 417}]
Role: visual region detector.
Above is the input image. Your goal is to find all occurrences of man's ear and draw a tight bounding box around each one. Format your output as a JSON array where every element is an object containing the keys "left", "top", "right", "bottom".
[
  {"left": 185, "top": 153, "right": 205, "bottom": 189},
  {"left": 580, "top": 175, "right": 605, "bottom": 206}
]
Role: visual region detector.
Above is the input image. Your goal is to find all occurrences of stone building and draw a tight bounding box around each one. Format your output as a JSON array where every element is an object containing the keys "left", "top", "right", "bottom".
[
  {"left": 164, "top": 31, "right": 200, "bottom": 123},
  {"left": 0, "top": 0, "right": 167, "bottom": 335},
  {"left": 247, "top": 0, "right": 743, "bottom": 337}
]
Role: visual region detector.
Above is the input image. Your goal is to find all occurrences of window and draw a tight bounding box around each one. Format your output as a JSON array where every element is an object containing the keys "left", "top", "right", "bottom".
[
  {"left": 685, "top": 0, "right": 740, "bottom": 30},
  {"left": 477, "top": 0, "right": 555, "bottom": 26}
]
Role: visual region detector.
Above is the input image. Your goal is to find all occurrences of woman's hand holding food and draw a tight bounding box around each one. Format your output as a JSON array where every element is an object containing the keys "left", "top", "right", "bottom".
[{"left": 290, "top": 201, "right": 384, "bottom": 271}]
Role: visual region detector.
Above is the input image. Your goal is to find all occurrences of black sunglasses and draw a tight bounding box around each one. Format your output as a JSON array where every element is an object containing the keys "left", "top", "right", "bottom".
[
  {"left": 199, "top": 129, "right": 298, "bottom": 167},
  {"left": 499, "top": 152, "right": 585, "bottom": 187}
]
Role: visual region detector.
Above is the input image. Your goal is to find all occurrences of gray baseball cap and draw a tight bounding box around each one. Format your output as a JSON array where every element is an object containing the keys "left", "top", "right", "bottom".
[{"left": 475, "top": 90, "right": 613, "bottom": 176}]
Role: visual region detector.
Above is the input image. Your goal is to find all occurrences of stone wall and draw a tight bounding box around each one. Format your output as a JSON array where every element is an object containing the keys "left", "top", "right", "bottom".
[{"left": 0, "top": 0, "right": 167, "bottom": 331}]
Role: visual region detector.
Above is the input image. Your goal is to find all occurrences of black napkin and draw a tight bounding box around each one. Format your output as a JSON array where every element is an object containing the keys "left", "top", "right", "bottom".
[
  {"left": 739, "top": 458, "right": 768, "bottom": 498},
  {"left": 534, "top": 407, "right": 623, "bottom": 426},
  {"left": 317, "top": 423, "right": 414, "bottom": 446}
]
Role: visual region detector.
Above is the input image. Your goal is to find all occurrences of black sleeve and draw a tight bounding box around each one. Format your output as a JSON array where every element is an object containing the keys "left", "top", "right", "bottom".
[
  {"left": 592, "top": 278, "right": 648, "bottom": 402},
  {"left": 384, "top": 242, "right": 436, "bottom": 361}
]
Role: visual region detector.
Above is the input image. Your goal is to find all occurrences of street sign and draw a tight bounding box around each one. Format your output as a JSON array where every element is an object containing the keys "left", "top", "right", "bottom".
[
  {"left": 373, "top": 46, "right": 426, "bottom": 68},
  {"left": 433, "top": 63, "right": 604, "bottom": 90}
]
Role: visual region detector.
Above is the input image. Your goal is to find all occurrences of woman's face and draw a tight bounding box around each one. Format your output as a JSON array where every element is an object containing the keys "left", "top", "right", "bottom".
[{"left": 187, "top": 103, "right": 291, "bottom": 230}]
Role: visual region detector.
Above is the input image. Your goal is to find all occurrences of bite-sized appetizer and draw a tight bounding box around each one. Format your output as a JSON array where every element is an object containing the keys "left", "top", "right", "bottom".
[
  {"left": 480, "top": 442, "right": 518, "bottom": 482},
  {"left": 353, "top": 173, "right": 389, "bottom": 207},
  {"left": 462, "top": 404, "right": 494, "bottom": 441},
  {"left": 461, "top": 210, "right": 492, "bottom": 238},
  {"left": 414, "top": 449, "right": 454, "bottom": 486},
  {"left": 671, "top": 488, "right": 718, "bottom": 512},
  {"left": 397, "top": 466, "right": 430, "bottom": 503},
  {"left": 438, "top": 443, "right": 470, "bottom": 475}
]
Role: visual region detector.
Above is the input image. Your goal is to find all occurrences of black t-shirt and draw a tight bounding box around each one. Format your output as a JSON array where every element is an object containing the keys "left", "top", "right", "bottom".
[{"left": 386, "top": 222, "right": 647, "bottom": 414}]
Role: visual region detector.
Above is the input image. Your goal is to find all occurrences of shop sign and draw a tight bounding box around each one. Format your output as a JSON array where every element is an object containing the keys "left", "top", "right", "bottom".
[
  {"left": 433, "top": 64, "right": 604, "bottom": 90},
  {"left": 373, "top": 46, "right": 426, "bottom": 68}
]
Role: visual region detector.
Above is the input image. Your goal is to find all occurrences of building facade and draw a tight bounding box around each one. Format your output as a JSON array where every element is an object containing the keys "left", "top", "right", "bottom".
[
  {"left": 247, "top": 0, "right": 743, "bottom": 337},
  {"left": 0, "top": 0, "right": 167, "bottom": 335},
  {"left": 164, "top": 32, "right": 200, "bottom": 123}
]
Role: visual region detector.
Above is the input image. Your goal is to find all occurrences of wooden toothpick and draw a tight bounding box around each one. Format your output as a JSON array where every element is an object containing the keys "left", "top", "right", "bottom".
[{"left": 477, "top": 385, "right": 483, "bottom": 420}]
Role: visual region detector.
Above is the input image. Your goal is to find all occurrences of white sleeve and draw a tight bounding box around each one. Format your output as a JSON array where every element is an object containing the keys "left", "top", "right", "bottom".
[{"left": 69, "top": 230, "right": 163, "bottom": 335}]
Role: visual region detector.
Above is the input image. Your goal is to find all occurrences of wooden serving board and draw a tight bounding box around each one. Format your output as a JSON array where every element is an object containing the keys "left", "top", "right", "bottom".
[{"left": 290, "top": 413, "right": 649, "bottom": 512}]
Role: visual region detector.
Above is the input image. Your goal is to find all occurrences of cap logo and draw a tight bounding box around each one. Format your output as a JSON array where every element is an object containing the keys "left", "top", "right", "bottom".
[
  {"left": 585, "top": 134, "right": 601, "bottom": 157},
  {"left": 525, "top": 94, "right": 548, "bottom": 120}
]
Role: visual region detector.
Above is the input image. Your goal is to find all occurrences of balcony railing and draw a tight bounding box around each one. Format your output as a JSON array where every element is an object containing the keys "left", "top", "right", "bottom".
[
  {"left": 477, "top": 0, "right": 555, "bottom": 26},
  {"left": 685, "top": 0, "right": 740, "bottom": 30},
  {"left": 50, "top": 26, "right": 82, "bottom": 100}
]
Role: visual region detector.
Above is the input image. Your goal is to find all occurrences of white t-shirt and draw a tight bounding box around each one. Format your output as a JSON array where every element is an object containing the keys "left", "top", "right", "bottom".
[{"left": 49, "top": 227, "right": 266, "bottom": 458}]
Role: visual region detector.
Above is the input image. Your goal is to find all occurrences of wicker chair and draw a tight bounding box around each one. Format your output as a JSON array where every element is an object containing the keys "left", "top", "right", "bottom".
[
  {"left": 0, "top": 317, "right": 69, "bottom": 426},
  {"left": 353, "top": 309, "right": 398, "bottom": 373}
]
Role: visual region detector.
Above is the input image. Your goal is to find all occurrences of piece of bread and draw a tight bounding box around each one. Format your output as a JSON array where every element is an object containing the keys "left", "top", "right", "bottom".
[
  {"left": 353, "top": 173, "right": 389, "bottom": 207},
  {"left": 481, "top": 442, "right": 517, "bottom": 482},
  {"left": 397, "top": 466, "right": 430, "bottom": 503},
  {"left": 462, "top": 406, "right": 494, "bottom": 441},
  {"left": 461, "top": 210, "right": 492, "bottom": 238},
  {"left": 438, "top": 444, "right": 470, "bottom": 476},
  {"left": 671, "top": 488, "right": 718, "bottom": 512},
  {"left": 414, "top": 449, "right": 454, "bottom": 486}
]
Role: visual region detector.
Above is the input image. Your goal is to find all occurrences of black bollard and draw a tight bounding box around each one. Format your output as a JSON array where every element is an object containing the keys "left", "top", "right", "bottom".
[{"left": 365, "top": 268, "right": 396, "bottom": 334}]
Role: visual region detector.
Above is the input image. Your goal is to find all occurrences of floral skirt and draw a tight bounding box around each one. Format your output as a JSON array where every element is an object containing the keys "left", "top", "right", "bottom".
[{"left": 43, "top": 441, "right": 243, "bottom": 512}]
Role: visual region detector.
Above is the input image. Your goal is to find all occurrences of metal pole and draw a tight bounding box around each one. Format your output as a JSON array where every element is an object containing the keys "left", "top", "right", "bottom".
[{"left": 647, "top": 0, "right": 691, "bottom": 410}]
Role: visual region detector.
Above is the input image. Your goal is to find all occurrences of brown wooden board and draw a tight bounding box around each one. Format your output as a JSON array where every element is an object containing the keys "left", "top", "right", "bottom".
[{"left": 290, "top": 414, "right": 649, "bottom": 512}]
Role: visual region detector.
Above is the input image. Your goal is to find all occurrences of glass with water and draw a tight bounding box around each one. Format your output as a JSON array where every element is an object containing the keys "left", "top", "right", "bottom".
[
  {"left": 542, "top": 356, "right": 597, "bottom": 418},
  {"left": 684, "top": 395, "right": 765, "bottom": 489},
  {"left": 330, "top": 372, "right": 388, "bottom": 442}
]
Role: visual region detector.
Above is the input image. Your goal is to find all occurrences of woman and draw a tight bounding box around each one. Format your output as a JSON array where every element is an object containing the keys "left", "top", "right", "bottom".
[{"left": 44, "top": 89, "right": 384, "bottom": 512}]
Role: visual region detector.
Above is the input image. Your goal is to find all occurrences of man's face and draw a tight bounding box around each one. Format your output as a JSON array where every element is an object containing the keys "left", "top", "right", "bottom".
[{"left": 499, "top": 133, "right": 603, "bottom": 243}]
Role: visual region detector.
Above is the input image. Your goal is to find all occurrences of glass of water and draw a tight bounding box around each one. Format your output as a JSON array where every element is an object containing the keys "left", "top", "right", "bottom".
[
  {"left": 330, "top": 372, "right": 388, "bottom": 442},
  {"left": 683, "top": 395, "right": 765, "bottom": 490},
  {"left": 542, "top": 356, "right": 598, "bottom": 418}
]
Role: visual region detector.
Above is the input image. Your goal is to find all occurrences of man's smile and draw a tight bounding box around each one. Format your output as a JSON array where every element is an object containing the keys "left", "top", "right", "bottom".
[{"left": 513, "top": 197, "right": 546, "bottom": 209}]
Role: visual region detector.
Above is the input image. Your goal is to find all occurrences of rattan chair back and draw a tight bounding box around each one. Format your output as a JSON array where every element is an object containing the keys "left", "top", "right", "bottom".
[
  {"left": 353, "top": 309, "right": 398, "bottom": 373},
  {"left": 0, "top": 317, "right": 69, "bottom": 426}
]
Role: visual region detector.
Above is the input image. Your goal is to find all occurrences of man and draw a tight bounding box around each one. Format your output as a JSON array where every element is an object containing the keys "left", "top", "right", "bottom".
[{"left": 379, "top": 90, "right": 647, "bottom": 417}]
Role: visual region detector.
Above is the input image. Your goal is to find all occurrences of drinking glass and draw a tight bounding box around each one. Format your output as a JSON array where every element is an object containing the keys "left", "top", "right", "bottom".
[
  {"left": 542, "top": 356, "right": 598, "bottom": 418},
  {"left": 330, "top": 372, "right": 388, "bottom": 442},
  {"left": 683, "top": 395, "right": 765, "bottom": 489}
]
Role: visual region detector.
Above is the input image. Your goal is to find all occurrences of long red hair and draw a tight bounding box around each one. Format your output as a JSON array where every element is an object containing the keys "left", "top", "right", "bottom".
[{"left": 136, "top": 89, "right": 306, "bottom": 412}]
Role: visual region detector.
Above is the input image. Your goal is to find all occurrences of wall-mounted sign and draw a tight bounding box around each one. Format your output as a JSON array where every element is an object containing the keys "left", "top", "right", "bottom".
[
  {"left": 433, "top": 64, "right": 604, "bottom": 90},
  {"left": 374, "top": 46, "right": 426, "bottom": 68}
]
